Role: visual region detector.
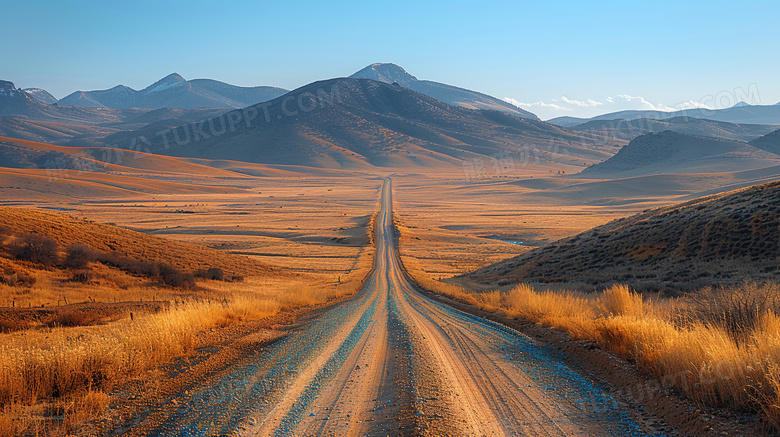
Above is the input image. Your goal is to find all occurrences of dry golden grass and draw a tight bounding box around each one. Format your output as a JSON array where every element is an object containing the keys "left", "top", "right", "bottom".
[
  {"left": 0, "top": 246, "right": 373, "bottom": 436},
  {"left": 0, "top": 177, "right": 379, "bottom": 435},
  {"left": 391, "top": 176, "right": 780, "bottom": 428},
  {"left": 0, "top": 206, "right": 274, "bottom": 280},
  {"left": 0, "top": 298, "right": 273, "bottom": 435},
  {"left": 406, "top": 262, "right": 780, "bottom": 430},
  {"left": 390, "top": 175, "right": 644, "bottom": 281},
  {"left": 0, "top": 257, "right": 376, "bottom": 437}
]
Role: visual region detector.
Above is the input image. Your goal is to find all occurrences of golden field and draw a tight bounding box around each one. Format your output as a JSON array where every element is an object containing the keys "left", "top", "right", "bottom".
[
  {"left": 0, "top": 176, "right": 380, "bottom": 436},
  {"left": 393, "top": 175, "right": 780, "bottom": 430}
]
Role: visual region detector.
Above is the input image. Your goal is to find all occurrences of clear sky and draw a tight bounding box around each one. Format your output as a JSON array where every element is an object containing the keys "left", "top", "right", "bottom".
[{"left": 2, "top": 0, "right": 778, "bottom": 120}]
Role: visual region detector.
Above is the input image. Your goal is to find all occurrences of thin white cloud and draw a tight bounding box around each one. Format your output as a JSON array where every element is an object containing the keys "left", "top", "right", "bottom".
[
  {"left": 615, "top": 94, "right": 658, "bottom": 110},
  {"left": 503, "top": 97, "right": 572, "bottom": 111},
  {"left": 614, "top": 95, "right": 715, "bottom": 112},
  {"left": 560, "top": 96, "right": 602, "bottom": 107},
  {"left": 504, "top": 94, "right": 717, "bottom": 120}
]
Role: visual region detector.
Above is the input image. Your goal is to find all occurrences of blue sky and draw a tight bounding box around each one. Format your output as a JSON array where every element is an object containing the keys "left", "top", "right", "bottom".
[{"left": 2, "top": 0, "right": 778, "bottom": 120}]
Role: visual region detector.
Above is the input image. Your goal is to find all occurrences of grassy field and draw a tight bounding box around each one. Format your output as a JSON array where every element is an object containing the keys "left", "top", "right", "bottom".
[
  {"left": 393, "top": 176, "right": 780, "bottom": 430},
  {"left": 0, "top": 177, "right": 380, "bottom": 436},
  {"left": 391, "top": 174, "right": 642, "bottom": 282},
  {"left": 405, "top": 265, "right": 780, "bottom": 429}
]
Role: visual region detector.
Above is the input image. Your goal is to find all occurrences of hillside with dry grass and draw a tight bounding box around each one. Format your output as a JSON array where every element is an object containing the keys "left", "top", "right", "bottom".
[
  {"left": 467, "top": 179, "right": 780, "bottom": 292},
  {"left": 0, "top": 206, "right": 273, "bottom": 279},
  {"left": 0, "top": 200, "right": 374, "bottom": 436}
]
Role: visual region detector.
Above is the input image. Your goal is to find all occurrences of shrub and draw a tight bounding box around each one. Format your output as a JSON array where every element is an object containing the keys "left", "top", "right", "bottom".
[
  {"left": 158, "top": 264, "right": 195, "bottom": 289},
  {"left": 692, "top": 281, "right": 780, "bottom": 343},
  {"left": 96, "top": 252, "right": 158, "bottom": 277},
  {"left": 8, "top": 234, "right": 59, "bottom": 266},
  {"left": 195, "top": 267, "right": 224, "bottom": 281},
  {"left": 63, "top": 244, "right": 97, "bottom": 269},
  {"left": 68, "top": 270, "right": 92, "bottom": 284}
]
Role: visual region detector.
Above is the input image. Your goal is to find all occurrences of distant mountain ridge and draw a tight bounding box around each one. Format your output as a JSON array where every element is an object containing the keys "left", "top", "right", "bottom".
[
  {"left": 571, "top": 116, "right": 779, "bottom": 142},
  {"left": 350, "top": 63, "right": 539, "bottom": 120},
  {"left": 58, "top": 73, "right": 289, "bottom": 109},
  {"left": 549, "top": 103, "right": 780, "bottom": 127}
]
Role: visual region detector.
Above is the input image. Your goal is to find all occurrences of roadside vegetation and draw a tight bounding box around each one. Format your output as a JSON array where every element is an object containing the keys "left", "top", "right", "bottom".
[
  {"left": 403, "top": 254, "right": 780, "bottom": 430},
  {"left": 0, "top": 209, "right": 374, "bottom": 436}
]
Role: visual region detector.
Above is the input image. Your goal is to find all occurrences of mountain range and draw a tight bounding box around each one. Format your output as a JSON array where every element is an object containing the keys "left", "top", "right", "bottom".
[
  {"left": 105, "top": 77, "right": 601, "bottom": 169},
  {"left": 4, "top": 65, "right": 780, "bottom": 177},
  {"left": 57, "top": 73, "right": 289, "bottom": 109},
  {"left": 571, "top": 116, "right": 779, "bottom": 143},
  {"left": 550, "top": 103, "right": 780, "bottom": 127},
  {"left": 27, "top": 64, "right": 539, "bottom": 120},
  {"left": 350, "top": 63, "right": 538, "bottom": 120},
  {"left": 0, "top": 80, "right": 148, "bottom": 124}
]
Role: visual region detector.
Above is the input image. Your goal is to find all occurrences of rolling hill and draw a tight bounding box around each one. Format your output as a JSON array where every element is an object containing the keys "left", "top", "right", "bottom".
[
  {"left": 0, "top": 136, "right": 257, "bottom": 202},
  {"left": 350, "top": 63, "right": 538, "bottom": 120},
  {"left": 579, "top": 130, "right": 780, "bottom": 177},
  {"left": 0, "top": 205, "right": 274, "bottom": 277},
  {"left": 58, "top": 73, "right": 288, "bottom": 109},
  {"left": 749, "top": 128, "right": 780, "bottom": 155},
  {"left": 466, "top": 179, "right": 780, "bottom": 291},
  {"left": 105, "top": 78, "right": 605, "bottom": 170}
]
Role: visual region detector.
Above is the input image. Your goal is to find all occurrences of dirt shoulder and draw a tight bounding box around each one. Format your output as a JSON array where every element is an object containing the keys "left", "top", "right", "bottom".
[{"left": 75, "top": 291, "right": 359, "bottom": 437}]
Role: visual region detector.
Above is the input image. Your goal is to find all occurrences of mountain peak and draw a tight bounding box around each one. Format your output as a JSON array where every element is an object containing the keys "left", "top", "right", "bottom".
[
  {"left": 108, "top": 84, "right": 135, "bottom": 92},
  {"left": 0, "top": 80, "right": 19, "bottom": 97},
  {"left": 23, "top": 88, "right": 58, "bottom": 104},
  {"left": 732, "top": 101, "right": 750, "bottom": 108},
  {"left": 161, "top": 72, "right": 186, "bottom": 83},
  {"left": 144, "top": 73, "right": 187, "bottom": 92},
  {"left": 350, "top": 63, "right": 418, "bottom": 86}
]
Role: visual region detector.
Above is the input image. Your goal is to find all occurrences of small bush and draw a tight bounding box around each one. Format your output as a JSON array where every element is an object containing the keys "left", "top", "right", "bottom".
[
  {"left": 46, "top": 311, "right": 99, "bottom": 328},
  {"left": 63, "top": 244, "right": 97, "bottom": 269},
  {"left": 158, "top": 264, "right": 195, "bottom": 288},
  {"left": 9, "top": 234, "right": 59, "bottom": 266},
  {"left": 195, "top": 267, "right": 224, "bottom": 281},
  {"left": 68, "top": 270, "right": 92, "bottom": 284}
]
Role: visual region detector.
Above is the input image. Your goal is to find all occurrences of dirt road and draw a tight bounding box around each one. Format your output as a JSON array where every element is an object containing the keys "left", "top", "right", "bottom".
[{"left": 126, "top": 179, "right": 650, "bottom": 436}]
